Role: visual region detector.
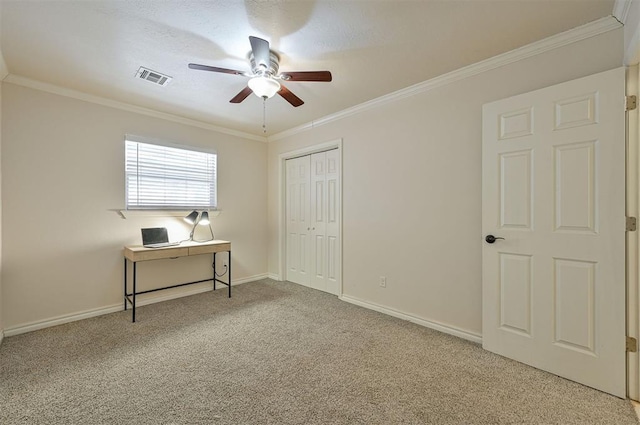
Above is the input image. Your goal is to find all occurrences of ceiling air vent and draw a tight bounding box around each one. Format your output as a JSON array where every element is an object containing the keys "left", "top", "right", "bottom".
[{"left": 135, "top": 67, "right": 172, "bottom": 87}]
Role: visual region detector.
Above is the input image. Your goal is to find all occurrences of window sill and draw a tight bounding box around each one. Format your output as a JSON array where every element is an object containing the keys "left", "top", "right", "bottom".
[{"left": 118, "top": 210, "right": 220, "bottom": 219}]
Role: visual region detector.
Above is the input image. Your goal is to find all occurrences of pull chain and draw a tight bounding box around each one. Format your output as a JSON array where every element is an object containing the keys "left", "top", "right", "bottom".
[{"left": 262, "top": 97, "right": 267, "bottom": 134}]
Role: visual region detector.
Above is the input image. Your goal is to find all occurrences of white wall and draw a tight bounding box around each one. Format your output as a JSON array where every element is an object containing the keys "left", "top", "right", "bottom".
[
  {"left": 267, "top": 28, "right": 624, "bottom": 337},
  {"left": 1, "top": 83, "right": 268, "bottom": 331}
]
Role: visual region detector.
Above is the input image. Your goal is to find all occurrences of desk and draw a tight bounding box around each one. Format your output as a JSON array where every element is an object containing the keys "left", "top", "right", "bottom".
[{"left": 123, "top": 240, "right": 231, "bottom": 322}]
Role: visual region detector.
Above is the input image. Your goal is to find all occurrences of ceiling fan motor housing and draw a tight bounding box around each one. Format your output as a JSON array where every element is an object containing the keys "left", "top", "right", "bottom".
[{"left": 250, "top": 51, "right": 280, "bottom": 77}]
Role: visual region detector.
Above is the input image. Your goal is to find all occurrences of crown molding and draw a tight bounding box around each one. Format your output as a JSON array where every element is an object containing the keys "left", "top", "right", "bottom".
[
  {"left": 614, "top": 0, "right": 633, "bottom": 24},
  {"left": 2, "top": 74, "right": 267, "bottom": 143},
  {"left": 267, "top": 16, "right": 621, "bottom": 142}
]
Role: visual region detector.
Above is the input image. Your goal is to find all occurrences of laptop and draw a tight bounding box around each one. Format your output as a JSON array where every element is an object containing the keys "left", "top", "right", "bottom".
[{"left": 141, "top": 227, "right": 180, "bottom": 248}]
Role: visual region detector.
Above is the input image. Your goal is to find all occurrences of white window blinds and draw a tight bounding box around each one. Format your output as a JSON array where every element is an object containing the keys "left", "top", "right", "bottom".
[{"left": 125, "top": 139, "right": 217, "bottom": 210}]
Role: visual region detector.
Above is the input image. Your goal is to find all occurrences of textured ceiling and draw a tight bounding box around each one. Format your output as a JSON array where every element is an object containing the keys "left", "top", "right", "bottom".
[{"left": 0, "top": 0, "right": 616, "bottom": 137}]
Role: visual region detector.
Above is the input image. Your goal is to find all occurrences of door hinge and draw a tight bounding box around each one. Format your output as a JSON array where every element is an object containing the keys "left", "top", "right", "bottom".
[
  {"left": 627, "top": 336, "right": 638, "bottom": 352},
  {"left": 627, "top": 216, "right": 637, "bottom": 231},
  {"left": 627, "top": 95, "right": 637, "bottom": 111}
]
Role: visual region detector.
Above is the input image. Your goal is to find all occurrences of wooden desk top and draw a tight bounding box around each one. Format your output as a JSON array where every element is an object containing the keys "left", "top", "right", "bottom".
[{"left": 124, "top": 240, "right": 231, "bottom": 262}]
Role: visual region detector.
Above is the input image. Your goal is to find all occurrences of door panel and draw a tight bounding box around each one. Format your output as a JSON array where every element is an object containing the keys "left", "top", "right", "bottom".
[
  {"left": 482, "top": 67, "right": 625, "bottom": 397},
  {"left": 499, "top": 150, "right": 533, "bottom": 229},
  {"left": 286, "top": 156, "right": 310, "bottom": 285},
  {"left": 499, "top": 253, "right": 533, "bottom": 337},
  {"left": 325, "top": 149, "right": 341, "bottom": 295},
  {"left": 553, "top": 258, "right": 596, "bottom": 354},
  {"left": 554, "top": 141, "right": 597, "bottom": 233},
  {"left": 310, "top": 152, "right": 327, "bottom": 291}
]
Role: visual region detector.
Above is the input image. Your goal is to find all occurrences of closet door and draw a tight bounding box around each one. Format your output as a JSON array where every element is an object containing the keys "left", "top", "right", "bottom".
[
  {"left": 309, "top": 149, "right": 341, "bottom": 294},
  {"left": 285, "top": 156, "right": 311, "bottom": 285},
  {"left": 309, "top": 152, "right": 328, "bottom": 292},
  {"left": 324, "top": 149, "right": 341, "bottom": 295},
  {"left": 286, "top": 149, "right": 341, "bottom": 295}
]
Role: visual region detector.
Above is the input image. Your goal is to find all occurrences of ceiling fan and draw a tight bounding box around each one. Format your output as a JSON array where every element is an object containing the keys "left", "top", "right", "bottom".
[{"left": 188, "top": 36, "right": 332, "bottom": 107}]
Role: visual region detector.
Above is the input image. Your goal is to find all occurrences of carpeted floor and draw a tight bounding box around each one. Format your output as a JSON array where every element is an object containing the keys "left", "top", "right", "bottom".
[{"left": 0, "top": 279, "right": 638, "bottom": 424}]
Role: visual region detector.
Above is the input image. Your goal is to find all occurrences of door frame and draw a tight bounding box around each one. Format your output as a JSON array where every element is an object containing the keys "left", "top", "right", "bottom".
[
  {"left": 277, "top": 138, "right": 343, "bottom": 295},
  {"left": 628, "top": 64, "right": 640, "bottom": 401}
]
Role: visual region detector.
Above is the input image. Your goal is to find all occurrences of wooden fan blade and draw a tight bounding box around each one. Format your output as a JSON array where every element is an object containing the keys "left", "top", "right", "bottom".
[
  {"left": 189, "top": 63, "right": 245, "bottom": 76},
  {"left": 280, "top": 71, "right": 332, "bottom": 82},
  {"left": 249, "top": 36, "right": 270, "bottom": 69},
  {"left": 278, "top": 84, "right": 304, "bottom": 107},
  {"left": 230, "top": 86, "right": 253, "bottom": 103}
]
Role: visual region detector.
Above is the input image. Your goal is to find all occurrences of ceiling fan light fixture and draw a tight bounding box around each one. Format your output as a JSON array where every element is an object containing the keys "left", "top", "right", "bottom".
[
  {"left": 248, "top": 76, "right": 281, "bottom": 99},
  {"left": 189, "top": 36, "right": 331, "bottom": 107}
]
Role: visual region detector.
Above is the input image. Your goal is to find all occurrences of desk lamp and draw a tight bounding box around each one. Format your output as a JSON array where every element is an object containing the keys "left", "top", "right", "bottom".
[{"left": 184, "top": 210, "right": 215, "bottom": 242}]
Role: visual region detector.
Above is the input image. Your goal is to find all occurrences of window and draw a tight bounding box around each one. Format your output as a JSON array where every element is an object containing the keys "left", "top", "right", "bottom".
[{"left": 125, "top": 138, "right": 217, "bottom": 210}]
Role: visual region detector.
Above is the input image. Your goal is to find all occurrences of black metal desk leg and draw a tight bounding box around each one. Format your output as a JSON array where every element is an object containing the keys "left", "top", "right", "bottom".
[
  {"left": 228, "top": 250, "right": 231, "bottom": 298},
  {"left": 124, "top": 258, "right": 127, "bottom": 311},
  {"left": 132, "top": 261, "right": 137, "bottom": 323},
  {"left": 213, "top": 252, "right": 217, "bottom": 291}
]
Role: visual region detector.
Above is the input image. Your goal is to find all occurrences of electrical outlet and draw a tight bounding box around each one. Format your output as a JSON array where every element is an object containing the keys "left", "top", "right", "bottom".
[{"left": 380, "top": 276, "right": 386, "bottom": 288}]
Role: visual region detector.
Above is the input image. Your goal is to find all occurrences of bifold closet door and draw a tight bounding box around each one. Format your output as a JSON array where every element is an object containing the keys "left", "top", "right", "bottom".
[
  {"left": 309, "top": 150, "right": 340, "bottom": 294},
  {"left": 286, "top": 155, "right": 311, "bottom": 286},
  {"left": 286, "top": 149, "right": 341, "bottom": 295}
]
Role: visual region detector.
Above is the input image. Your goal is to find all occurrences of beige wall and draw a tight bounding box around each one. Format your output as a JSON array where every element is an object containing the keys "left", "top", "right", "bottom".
[
  {"left": 267, "top": 29, "right": 624, "bottom": 337},
  {"left": 0, "top": 9, "right": 6, "bottom": 340},
  {"left": 1, "top": 83, "right": 268, "bottom": 330},
  {"left": 0, "top": 82, "right": 3, "bottom": 339},
  {"left": 623, "top": 0, "right": 640, "bottom": 64}
]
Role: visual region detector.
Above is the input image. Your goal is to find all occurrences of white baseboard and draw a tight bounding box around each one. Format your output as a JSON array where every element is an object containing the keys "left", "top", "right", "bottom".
[
  {"left": 339, "top": 294, "right": 482, "bottom": 344},
  {"left": 235, "top": 273, "right": 268, "bottom": 284},
  {"left": 267, "top": 273, "right": 281, "bottom": 281},
  {"left": 4, "top": 273, "right": 268, "bottom": 337},
  {"left": 0, "top": 330, "right": 4, "bottom": 346},
  {"left": 4, "top": 304, "right": 123, "bottom": 337}
]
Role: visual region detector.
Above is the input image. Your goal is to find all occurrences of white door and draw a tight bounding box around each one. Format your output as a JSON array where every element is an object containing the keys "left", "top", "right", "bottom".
[
  {"left": 286, "top": 149, "right": 341, "bottom": 295},
  {"left": 286, "top": 155, "right": 310, "bottom": 285},
  {"left": 310, "top": 152, "right": 327, "bottom": 291},
  {"left": 482, "top": 68, "right": 626, "bottom": 397},
  {"left": 309, "top": 150, "right": 341, "bottom": 294},
  {"left": 324, "top": 148, "right": 341, "bottom": 295}
]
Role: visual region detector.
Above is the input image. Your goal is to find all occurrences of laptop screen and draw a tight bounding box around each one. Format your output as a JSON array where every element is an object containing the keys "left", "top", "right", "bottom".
[{"left": 141, "top": 227, "right": 169, "bottom": 245}]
